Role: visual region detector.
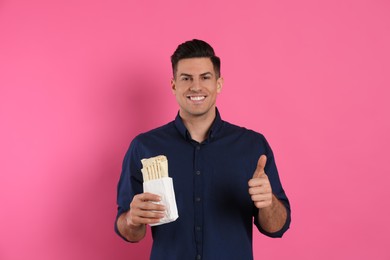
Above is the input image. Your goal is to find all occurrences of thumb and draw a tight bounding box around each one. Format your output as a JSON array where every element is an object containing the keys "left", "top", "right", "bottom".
[{"left": 253, "top": 155, "right": 267, "bottom": 178}]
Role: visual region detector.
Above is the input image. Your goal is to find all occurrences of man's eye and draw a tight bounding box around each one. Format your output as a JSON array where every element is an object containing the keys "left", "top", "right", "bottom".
[
  {"left": 202, "top": 76, "right": 211, "bottom": 80},
  {"left": 181, "top": 77, "right": 190, "bottom": 81}
]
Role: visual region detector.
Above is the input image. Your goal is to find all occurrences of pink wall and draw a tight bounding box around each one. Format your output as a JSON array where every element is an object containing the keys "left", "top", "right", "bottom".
[{"left": 1, "top": 0, "right": 389, "bottom": 259}]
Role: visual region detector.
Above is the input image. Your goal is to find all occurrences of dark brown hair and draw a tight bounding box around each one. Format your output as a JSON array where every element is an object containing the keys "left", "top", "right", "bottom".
[{"left": 170, "top": 39, "right": 221, "bottom": 78}]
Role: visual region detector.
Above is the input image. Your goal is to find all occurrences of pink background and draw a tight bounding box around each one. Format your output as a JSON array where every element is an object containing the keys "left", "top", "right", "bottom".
[{"left": 1, "top": 0, "right": 389, "bottom": 259}]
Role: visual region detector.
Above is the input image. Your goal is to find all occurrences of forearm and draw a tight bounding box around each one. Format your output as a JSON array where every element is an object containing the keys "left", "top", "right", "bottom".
[
  {"left": 116, "top": 212, "right": 146, "bottom": 242},
  {"left": 258, "top": 194, "right": 287, "bottom": 233}
]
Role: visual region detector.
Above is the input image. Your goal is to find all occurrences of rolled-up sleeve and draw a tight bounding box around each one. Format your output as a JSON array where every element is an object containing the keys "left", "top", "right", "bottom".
[
  {"left": 114, "top": 138, "right": 144, "bottom": 240},
  {"left": 253, "top": 136, "right": 291, "bottom": 238}
]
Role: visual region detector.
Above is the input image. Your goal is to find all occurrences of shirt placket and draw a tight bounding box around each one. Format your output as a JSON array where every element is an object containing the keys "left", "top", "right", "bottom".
[{"left": 193, "top": 143, "right": 203, "bottom": 260}]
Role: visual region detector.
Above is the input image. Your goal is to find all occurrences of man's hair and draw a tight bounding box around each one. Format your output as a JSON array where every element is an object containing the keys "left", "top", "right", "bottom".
[{"left": 171, "top": 39, "right": 221, "bottom": 78}]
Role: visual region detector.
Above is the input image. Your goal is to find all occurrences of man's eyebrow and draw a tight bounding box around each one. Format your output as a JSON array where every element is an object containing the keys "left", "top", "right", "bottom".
[
  {"left": 178, "top": 72, "right": 213, "bottom": 77},
  {"left": 200, "top": 72, "right": 213, "bottom": 76},
  {"left": 179, "top": 73, "right": 192, "bottom": 77}
]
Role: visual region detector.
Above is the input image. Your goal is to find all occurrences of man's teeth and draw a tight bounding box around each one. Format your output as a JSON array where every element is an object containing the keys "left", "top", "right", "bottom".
[{"left": 190, "top": 96, "right": 205, "bottom": 101}]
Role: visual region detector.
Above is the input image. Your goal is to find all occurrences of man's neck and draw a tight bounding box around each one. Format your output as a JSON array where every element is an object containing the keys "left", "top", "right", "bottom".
[{"left": 180, "top": 109, "right": 216, "bottom": 143}]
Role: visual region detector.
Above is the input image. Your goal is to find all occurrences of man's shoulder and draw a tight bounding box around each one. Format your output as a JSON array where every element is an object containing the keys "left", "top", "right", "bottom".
[
  {"left": 222, "top": 120, "right": 265, "bottom": 139},
  {"left": 220, "top": 120, "right": 273, "bottom": 157},
  {"left": 126, "top": 121, "right": 177, "bottom": 154},
  {"left": 134, "top": 121, "right": 176, "bottom": 141}
]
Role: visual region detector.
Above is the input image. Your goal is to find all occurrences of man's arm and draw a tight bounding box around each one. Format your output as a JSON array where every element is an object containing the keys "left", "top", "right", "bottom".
[
  {"left": 248, "top": 155, "right": 288, "bottom": 233},
  {"left": 116, "top": 193, "right": 165, "bottom": 242},
  {"left": 257, "top": 194, "right": 287, "bottom": 233}
]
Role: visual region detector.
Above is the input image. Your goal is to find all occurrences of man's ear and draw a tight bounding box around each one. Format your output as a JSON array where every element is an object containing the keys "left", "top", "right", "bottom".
[
  {"left": 217, "top": 77, "right": 224, "bottom": 93},
  {"left": 171, "top": 78, "right": 176, "bottom": 93}
]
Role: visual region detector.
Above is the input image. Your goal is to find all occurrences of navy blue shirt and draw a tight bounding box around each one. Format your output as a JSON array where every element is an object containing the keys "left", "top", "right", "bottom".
[{"left": 116, "top": 108, "right": 291, "bottom": 260}]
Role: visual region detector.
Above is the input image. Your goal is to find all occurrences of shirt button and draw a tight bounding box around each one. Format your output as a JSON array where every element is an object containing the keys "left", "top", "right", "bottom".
[
  {"left": 195, "top": 170, "right": 201, "bottom": 175},
  {"left": 195, "top": 197, "right": 201, "bottom": 202},
  {"left": 196, "top": 226, "right": 201, "bottom": 231},
  {"left": 197, "top": 255, "right": 201, "bottom": 260},
  {"left": 196, "top": 146, "right": 201, "bottom": 150}
]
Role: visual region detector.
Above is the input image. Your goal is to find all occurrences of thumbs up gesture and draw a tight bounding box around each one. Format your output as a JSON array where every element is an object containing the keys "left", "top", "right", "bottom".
[{"left": 248, "top": 155, "right": 273, "bottom": 209}]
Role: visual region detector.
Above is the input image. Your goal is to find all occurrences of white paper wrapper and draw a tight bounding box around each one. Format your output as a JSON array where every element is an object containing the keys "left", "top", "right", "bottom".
[{"left": 143, "top": 177, "right": 179, "bottom": 226}]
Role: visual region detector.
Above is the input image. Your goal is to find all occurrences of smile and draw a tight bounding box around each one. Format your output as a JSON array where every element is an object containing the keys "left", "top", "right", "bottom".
[{"left": 187, "top": 96, "right": 206, "bottom": 101}]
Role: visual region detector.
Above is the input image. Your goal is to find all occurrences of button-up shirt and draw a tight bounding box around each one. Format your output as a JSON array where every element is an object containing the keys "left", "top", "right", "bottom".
[{"left": 116, "top": 108, "right": 291, "bottom": 260}]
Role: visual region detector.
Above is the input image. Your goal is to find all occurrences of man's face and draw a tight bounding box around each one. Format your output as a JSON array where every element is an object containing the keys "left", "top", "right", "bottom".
[{"left": 171, "top": 57, "right": 223, "bottom": 120}]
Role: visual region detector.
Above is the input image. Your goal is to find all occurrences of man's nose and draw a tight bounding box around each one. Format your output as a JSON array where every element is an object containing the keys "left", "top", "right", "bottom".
[{"left": 189, "top": 78, "right": 201, "bottom": 91}]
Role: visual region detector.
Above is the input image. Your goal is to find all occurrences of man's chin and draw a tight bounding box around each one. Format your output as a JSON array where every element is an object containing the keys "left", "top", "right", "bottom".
[{"left": 180, "top": 107, "right": 215, "bottom": 119}]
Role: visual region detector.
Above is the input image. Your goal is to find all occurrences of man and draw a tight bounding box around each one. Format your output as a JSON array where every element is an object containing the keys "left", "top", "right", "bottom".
[{"left": 115, "top": 39, "right": 291, "bottom": 259}]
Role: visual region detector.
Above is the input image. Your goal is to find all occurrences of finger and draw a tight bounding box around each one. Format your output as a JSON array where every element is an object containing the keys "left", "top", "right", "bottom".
[
  {"left": 253, "top": 155, "right": 267, "bottom": 178},
  {"left": 250, "top": 193, "right": 273, "bottom": 202},
  {"left": 254, "top": 200, "right": 272, "bottom": 209},
  {"left": 143, "top": 201, "right": 166, "bottom": 211},
  {"left": 132, "top": 198, "right": 166, "bottom": 212},
  {"left": 248, "top": 175, "right": 269, "bottom": 188},
  {"left": 129, "top": 211, "right": 164, "bottom": 226},
  {"left": 137, "top": 192, "right": 162, "bottom": 203},
  {"left": 132, "top": 207, "right": 165, "bottom": 219},
  {"left": 248, "top": 185, "right": 272, "bottom": 196}
]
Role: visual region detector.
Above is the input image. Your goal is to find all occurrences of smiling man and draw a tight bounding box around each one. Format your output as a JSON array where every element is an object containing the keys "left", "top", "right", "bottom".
[{"left": 115, "top": 39, "right": 291, "bottom": 260}]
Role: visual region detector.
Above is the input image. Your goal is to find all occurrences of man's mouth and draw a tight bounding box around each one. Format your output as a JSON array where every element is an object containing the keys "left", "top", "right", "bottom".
[{"left": 188, "top": 96, "right": 206, "bottom": 101}]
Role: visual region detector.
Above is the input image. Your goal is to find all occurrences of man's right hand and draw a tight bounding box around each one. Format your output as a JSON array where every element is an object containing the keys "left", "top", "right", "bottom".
[{"left": 125, "top": 192, "right": 166, "bottom": 227}]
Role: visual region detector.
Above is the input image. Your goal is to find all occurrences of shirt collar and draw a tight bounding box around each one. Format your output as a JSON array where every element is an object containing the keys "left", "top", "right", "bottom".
[{"left": 174, "top": 107, "right": 224, "bottom": 142}]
